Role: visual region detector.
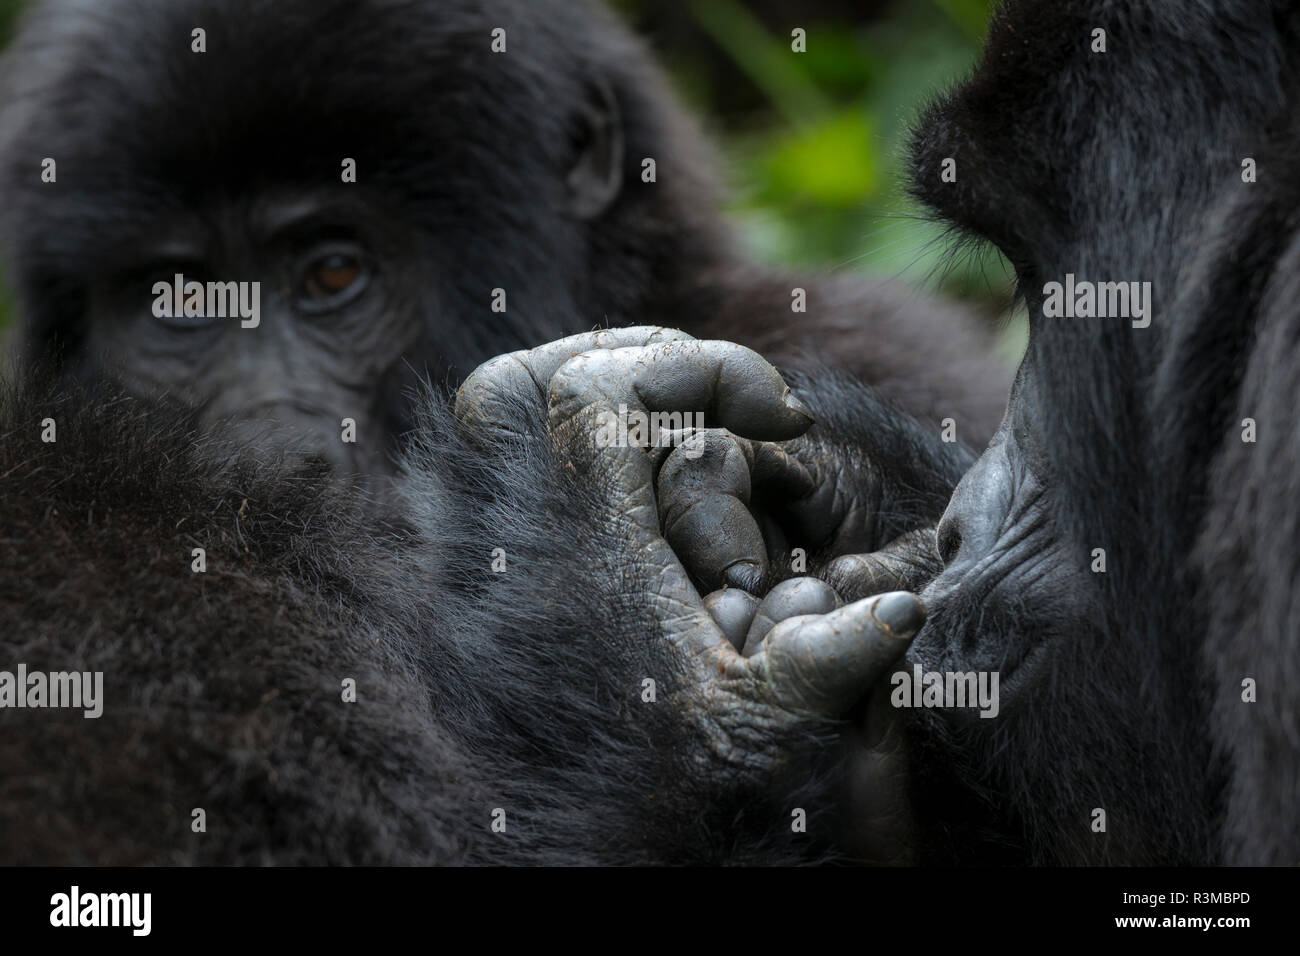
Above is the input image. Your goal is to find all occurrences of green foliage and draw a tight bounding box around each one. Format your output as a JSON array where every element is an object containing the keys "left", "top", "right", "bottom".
[{"left": 681, "top": 0, "right": 1014, "bottom": 317}]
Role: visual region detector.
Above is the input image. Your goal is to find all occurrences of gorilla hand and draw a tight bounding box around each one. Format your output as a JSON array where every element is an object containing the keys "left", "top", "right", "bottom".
[
  {"left": 642, "top": 355, "right": 977, "bottom": 863},
  {"left": 656, "top": 414, "right": 939, "bottom": 862},
  {"left": 656, "top": 425, "right": 944, "bottom": 600},
  {"left": 455, "top": 328, "right": 922, "bottom": 854}
]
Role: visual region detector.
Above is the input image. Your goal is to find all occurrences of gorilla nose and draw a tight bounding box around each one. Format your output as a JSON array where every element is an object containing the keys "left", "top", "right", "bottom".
[{"left": 935, "top": 442, "right": 1014, "bottom": 569}]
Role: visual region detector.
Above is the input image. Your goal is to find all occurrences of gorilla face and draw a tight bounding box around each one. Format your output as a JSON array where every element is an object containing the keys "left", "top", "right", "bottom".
[
  {"left": 81, "top": 192, "right": 424, "bottom": 474},
  {"left": 902, "top": 346, "right": 1134, "bottom": 863},
  {"left": 0, "top": 0, "right": 670, "bottom": 474},
  {"left": 923, "top": 371, "right": 1091, "bottom": 702},
  {"left": 894, "top": 0, "right": 1300, "bottom": 862}
]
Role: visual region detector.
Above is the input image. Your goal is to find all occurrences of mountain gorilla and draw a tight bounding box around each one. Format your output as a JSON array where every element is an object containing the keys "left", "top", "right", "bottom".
[
  {"left": 0, "top": 0, "right": 1009, "bottom": 477},
  {"left": 650, "top": 0, "right": 1300, "bottom": 863},
  {"left": 12, "top": 0, "right": 1294, "bottom": 868},
  {"left": 0, "top": 328, "right": 954, "bottom": 864}
]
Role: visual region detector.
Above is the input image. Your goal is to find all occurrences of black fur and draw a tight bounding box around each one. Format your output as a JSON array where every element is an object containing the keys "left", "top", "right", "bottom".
[{"left": 897, "top": 0, "right": 1300, "bottom": 863}]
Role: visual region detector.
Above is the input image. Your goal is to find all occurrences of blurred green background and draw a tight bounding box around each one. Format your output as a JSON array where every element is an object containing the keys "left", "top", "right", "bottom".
[
  {"left": 0, "top": 0, "right": 1022, "bottom": 351},
  {"left": 614, "top": 0, "right": 1013, "bottom": 307}
]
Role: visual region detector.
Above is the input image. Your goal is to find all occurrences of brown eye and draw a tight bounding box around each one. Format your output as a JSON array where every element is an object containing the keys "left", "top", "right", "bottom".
[
  {"left": 295, "top": 246, "right": 371, "bottom": 313},
  {"left": 307, "top": 255, "right": 360, "bottom": 297}
]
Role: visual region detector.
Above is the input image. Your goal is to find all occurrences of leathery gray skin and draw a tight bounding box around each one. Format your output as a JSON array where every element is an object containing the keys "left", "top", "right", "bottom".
[{"left": 455, "top": 327, "right": 925, "bottom": 790}]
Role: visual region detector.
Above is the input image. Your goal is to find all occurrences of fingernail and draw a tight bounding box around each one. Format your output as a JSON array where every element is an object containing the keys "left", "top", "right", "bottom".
[
  {"left": 724, "top": 560, "right": 764, "bottom": 595},
  {"left": 784, "top": 391, "right": 816, "bottom": 422},
  {"left": 871, "top": 591, "right": 925, "bottom": 638}
]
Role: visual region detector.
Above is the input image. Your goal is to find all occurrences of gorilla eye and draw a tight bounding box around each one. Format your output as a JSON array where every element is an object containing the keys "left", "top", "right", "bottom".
[
  {"left": 309, "top": 256, "right": 360, "bottom": 295},
  {"left": 296, "top": 247, "right": 370, "bottom": 313}
]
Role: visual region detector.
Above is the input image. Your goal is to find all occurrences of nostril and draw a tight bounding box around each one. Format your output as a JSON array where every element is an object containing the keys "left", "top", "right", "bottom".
[
  {"left": 936, "top": 519, "right": 962, "bottom": 565},
  {"left": 935, "top": 438, "right": 1014, "bottom": 569}
]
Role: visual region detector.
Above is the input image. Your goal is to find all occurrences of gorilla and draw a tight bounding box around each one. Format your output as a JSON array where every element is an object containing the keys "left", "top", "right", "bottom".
[
  {"left": 10, "top": 0, "right": 1293, "bottom": 868},
  {"left": 651, "top": 0, "right": 1300, "bottom": 864},
  {"left": 0, "top": 0, "right": 1009, "bottom": 477},
  {"left": 0, "top": 329, "right": 954, "bottom": 864},
  {"left": 907, "top": 0, "right": 1299, "bottom": 865}
]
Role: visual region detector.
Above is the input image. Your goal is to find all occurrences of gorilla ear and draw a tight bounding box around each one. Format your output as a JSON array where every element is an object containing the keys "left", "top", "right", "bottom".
[{"left": 565, "top": 76, "right": 625, "bottom": 219}]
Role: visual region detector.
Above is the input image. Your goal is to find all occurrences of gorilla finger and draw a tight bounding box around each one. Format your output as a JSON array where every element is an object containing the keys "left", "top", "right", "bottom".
[
  {"left": 455, "top": 326, "right": 694, "bottom": 439},
  {"left": 748, "top": 439, "right": 819, "bottom": 499},
  {"left": 702, "top": 588, "right": 762, "bottom": 652},
  {"left": 741, "top": 577, "right": 840, "bottom": 658},
  {"left": 659, "top": 431, "right": 768, "bottom": 593},
  {"left": 548, "top": 340, "right": 816, "bottom": 445},
  {"left": 757, "top": 591, "right": 924, "bottom": 715},
  {"left": 823, "top": 529, "right": 942, "bottom": 601}
]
